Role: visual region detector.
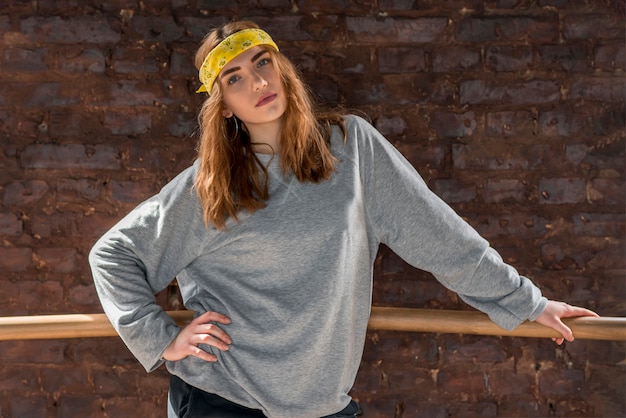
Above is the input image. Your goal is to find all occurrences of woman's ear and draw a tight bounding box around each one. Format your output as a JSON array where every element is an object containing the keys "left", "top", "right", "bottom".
[{"left": 222, "top": 108, "right": 233, "bottom": 118}]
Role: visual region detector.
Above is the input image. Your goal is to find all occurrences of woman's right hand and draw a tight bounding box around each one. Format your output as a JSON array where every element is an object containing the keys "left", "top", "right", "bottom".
[{"left": 162, "top": 311, "right": 232, "bottom": 362}]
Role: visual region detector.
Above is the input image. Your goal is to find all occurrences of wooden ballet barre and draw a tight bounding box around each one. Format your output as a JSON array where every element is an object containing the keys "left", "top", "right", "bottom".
[{"left": 0, "top": 308, "right": 624, "bottom": 342}]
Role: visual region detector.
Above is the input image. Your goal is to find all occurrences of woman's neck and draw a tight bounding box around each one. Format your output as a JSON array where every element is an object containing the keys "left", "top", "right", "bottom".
[{"left": 246, "top": 120, "right": 282, "bottom": 154}]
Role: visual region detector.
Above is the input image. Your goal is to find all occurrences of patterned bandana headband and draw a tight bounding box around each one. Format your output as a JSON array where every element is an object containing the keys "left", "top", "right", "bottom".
[{"left": 197, "top": 28, "right": 279, "bottom": 94}]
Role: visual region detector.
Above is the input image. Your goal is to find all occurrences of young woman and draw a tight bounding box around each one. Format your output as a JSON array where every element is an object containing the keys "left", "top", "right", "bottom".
[{"left": 89, "top": 21, "right": 598, "bottom": 418}]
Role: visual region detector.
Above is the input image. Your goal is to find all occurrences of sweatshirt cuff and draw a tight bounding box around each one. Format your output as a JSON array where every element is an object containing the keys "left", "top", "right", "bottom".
[{"left": 528, "top": 296, "right": 548, "bottom": 322}]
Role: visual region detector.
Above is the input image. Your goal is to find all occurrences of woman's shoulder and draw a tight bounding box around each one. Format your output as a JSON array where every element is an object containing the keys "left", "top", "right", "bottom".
[
  {"left": 341, "top": 113, "right": 373, "bottom": 130},
  {"left": 328, "top": 114, "right": 376, "bottom": 164},
  {"left": 333, "top": 113, "right": 384, "bottom": 150}
]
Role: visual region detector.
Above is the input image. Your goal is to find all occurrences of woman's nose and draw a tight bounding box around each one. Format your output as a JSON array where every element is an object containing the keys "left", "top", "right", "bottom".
[{"left": 252, "top": 73, "right": 268, "bottom": 90}]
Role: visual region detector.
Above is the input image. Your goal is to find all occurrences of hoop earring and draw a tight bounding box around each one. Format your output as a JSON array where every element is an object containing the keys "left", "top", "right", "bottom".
[{"left": 221, "top": 116, "right": 240, "bottom": 142}]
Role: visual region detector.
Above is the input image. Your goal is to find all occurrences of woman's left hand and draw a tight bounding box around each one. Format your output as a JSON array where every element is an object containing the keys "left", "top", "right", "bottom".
[{"left": 534, "top": 300, "right": 599, "bottom": 345}]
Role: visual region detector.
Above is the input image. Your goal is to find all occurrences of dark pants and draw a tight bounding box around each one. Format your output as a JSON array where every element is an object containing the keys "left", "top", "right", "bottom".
[{"left": 167, "top": 375, "right": 363, "bottom": 418}]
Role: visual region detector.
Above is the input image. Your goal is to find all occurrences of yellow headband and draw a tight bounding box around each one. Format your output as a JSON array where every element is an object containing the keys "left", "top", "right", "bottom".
[{"left": 197, "top": 28, "right": 279, "bottom": 94}]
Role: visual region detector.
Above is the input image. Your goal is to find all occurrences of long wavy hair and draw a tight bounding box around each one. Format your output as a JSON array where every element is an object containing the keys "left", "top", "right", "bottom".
[{"left": 193, "top": 21, "right": 345, "bottom": 229}]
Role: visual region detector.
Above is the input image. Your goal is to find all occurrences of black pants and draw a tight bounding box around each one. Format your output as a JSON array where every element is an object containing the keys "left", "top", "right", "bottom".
[{"left": 167, "top": 375, "right": 363, "bottom": 418}]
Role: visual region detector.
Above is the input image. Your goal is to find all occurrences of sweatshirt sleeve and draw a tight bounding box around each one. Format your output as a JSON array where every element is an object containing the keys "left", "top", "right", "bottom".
[
  {"left": 89, "top": 162, "right": 208, "bottom": 371},
  {"left": 349, "top": 116, "right": 547, "bottom": 330}
]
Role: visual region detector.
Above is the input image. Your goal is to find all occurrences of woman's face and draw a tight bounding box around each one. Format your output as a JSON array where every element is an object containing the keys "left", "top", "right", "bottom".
[{"left": 218, "top": 46, "right": 287, "bottom": 131}]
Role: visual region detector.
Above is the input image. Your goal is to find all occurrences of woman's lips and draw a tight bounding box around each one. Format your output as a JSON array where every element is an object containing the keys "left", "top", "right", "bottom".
[{"left": 256, "top": 93, "right": 277, "bottom": 107}]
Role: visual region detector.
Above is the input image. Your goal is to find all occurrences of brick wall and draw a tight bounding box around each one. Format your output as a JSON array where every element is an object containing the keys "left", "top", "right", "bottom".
[{"left": 0, "top": 1, "right": 624, "bottom": 417}]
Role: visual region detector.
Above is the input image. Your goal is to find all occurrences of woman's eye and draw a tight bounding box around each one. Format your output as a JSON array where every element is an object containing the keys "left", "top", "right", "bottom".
[
  {"left": 227, "top": 75, "right": 240, "bottom": 85},
  {"left": 257, "top": 58, "right": 270, "bottom": 68}
]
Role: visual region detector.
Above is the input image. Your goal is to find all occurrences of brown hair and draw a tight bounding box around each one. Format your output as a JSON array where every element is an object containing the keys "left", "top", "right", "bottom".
[{"left": 193, "top": 21, "right": 345, "bottom": 229}]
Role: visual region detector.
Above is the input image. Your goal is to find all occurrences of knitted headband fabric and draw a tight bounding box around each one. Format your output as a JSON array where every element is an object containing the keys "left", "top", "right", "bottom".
[{"left": 197, "top": 28, "right": 279, "bottom": 94}]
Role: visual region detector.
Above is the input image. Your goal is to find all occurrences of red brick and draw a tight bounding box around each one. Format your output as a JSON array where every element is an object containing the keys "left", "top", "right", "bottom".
[
  {"left": 21, "top": 16, "right": 121, "bottom": 43},
  {"left": 0, "top": 212, "right": 23, "bottom": 235},
  {"left": 56, "top": 396, "right": 107, "bottom": 418},
  {"left": 570, "top": 77, "right": 625, "bottom": 102},
  {"left": 485, "top": 179, "right": 528, "bottom": 203},
  {"left": 49, "top": 109, "right": 104, "bottom": 138},
  {"left": 539, "top": 368, "right": 585, "bottom": 395},
  {"left": 460, "top": 79, "right": 560, "bottom": 105},
  {"left": 373, "top": 115, "right": 407, "bottom": 136},
  {"left": 380, "top": 365, "right": 434, "bottom": 395},
  {"left": 572, "top": 213, "right": 625, "bottom": 237},
  {"left": 0, "top": 248, "right": 32, "bottom": 271},
  {"left": 103, "top": 112, "right": 152, "bottom": 135},
  {"left": 102, "top": 397, "right": 166, "bottom": 418},
  {"left": 538, "top": 110, "right": 590, "bottom": 137},
  {"left": 36, "top": 247, "right": 77, "bottom": 273},
  {"left": 539, "top": 0, "right": 567, "bottom": 6},
  {"left": 378, "top": 47, "right": 426, "bottom": 73},
  {"left": 444, "top": 336, "right": 508, "bottom": 363},
  {"left": 196, "top": 0, "right": 240, "bottom": 11},
  {"left": 106, "top": 79, "right": 189, "bottom": 106},
  {"left": 382, "top": 73, "right": 439, "bottom": 104},
  {"left": 595, "top": 43, "right": 626, "bottom": 71},
  {"left": 498, "top": 17, "right": 559, "bottom": 42},
  {"left": 41, "top": 365, "right": 91, "bottom": 393},
  {"left": 31, "top": 212, "right": 77, "bottom": 238},
  {"left": 177, "top": 16, "right": 228, "bottom": 41},
  {"left": 538, "top": 178, "right": 585, "bottom": 204},
  {"left": 0, "top": 340, "right": 66, "bottom": 364},
  {"left": 249, "top": 16, "right": 313, "bottom": 42},
  {"left": 486, "top": 110, "right": 534, "bottom": 138},
  {"left": 2, "top": 48, "right": 48, "bottom": 72},
  {"left": 429, "top": 111, "right": 477, "bottom": 138},
  {"left": 378, "top": 0, "right": 417, "bottom": 10},
  {"left": 438, "top": 365, "right": 487, "bottom": 398},
  {"left": 587, "top": 178, "right": 625, "bottom": 205},
  {"left": 20, "top": 144, "right": 121, "bottom": 170},
  {"left": 346, "top": 17, "right": 448, "bottom": 43},
  {"left": 432, "top": 47, "right": 481, "bottom": 73},
  {"left": 0, "top": 365, "right": 41, "bottom": 391},
  {"left": 56, "top": 178, "right": 101, "bottom": 202},
  {"left": 0, "top": 15, "right": 10, "bottom": 31},
  {"left": 76, "top": 212, "right": 122, "bottom": 238},
  {"left": 129, "top": 16, "right": 184, "bottom": 43},
  {"left": 12, "top": 82, "right": 81, "bottom": 107},
  {"left": 72, "top": 338, "right": 139, "bottom": 366},
  {"left": 170, "top": 49, "right": 196, "bottom": 76},
  {"left": 495, "top": 394, "right": 547, "bottom": 417},
  {"left": 8, "top": 397, "right": 49, "bottom": 418},
  {"left": 2, "top": 180, "right": 50, "bottom": 207},
  {"left": 297, "top": 0, "right": 359, "bottom": 14},
  {"left": 471, "top": 213, "right": 549, "bottom": 239},
  {"left": 374, "top": 277, "right": 452, "bottom": 308},
  {"left": 452, "top": 143, "right": 549, "bottom": 170},
  {"left": 320, "top": 46, "right": 372, "bottom": 75},
  {"left": 485, "top": 45, "right": 533, "bottom": 72},
  {"left": 488, "top": 368, "right": 534, "bottom": 396},
  {"left": 166, "top": 113, "right": 198, "bottom": 139},
  {"left": 111, "top": 46, "right": 162, "bottom": 74},
  {"left": 68, "top": 284, "right": 101, "bottom": 307},
  {"left": 455, "top": 17, "right": 497, "bottom": 42},
  {"left": 563, "top": 14, "right": 623, "bottom": 40},
  {"left": 17, "top": 280, "right": 65, "bottom": 311},
  {"left": 458, "top": 15, "right": 559, "bottom": 43},
  {"left": 93, "top": 367, "right": 140, "bottom": 395},
  {"left": 55, "top": 47, "right": 106, "bottom": 74},
  {"left": 446, "top": 402, "right": 497, "bottom": 418},
  {"left": 432, "top": 179, "right": 477, "bottom": 203},
  {"left": 540, "top": 44, "right": 589, "bottom": 72}
]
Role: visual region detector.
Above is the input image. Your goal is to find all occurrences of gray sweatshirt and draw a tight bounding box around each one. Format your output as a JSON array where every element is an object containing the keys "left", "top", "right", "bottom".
[{"left": 89, "top": 115, "right": 547, "bottom": 418}]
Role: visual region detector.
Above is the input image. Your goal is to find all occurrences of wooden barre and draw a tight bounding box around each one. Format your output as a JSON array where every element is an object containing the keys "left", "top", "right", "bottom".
[{"left": 0, "top": 308, "right": 624, "bottom": 341}]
